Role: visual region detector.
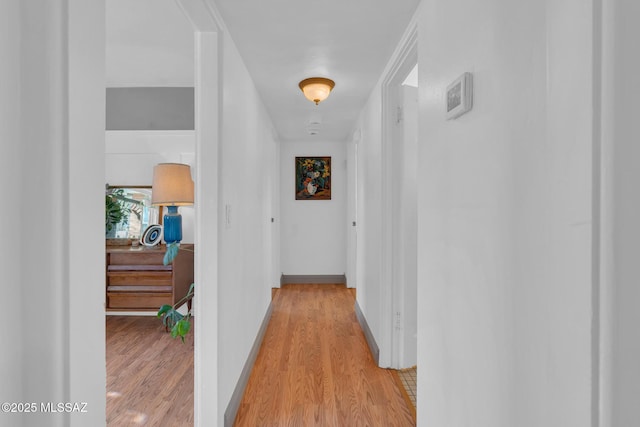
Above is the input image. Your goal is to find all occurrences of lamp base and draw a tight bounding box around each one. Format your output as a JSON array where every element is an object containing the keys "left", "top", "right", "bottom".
[{"left": 163, "top": 206, "right": 182, "bottom": 244}]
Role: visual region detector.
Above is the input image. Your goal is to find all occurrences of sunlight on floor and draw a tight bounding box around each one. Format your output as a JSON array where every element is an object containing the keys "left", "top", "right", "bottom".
[
  {"left": 108, "top": 391, "right": 148, "bottom": 425},
  {"left": 127, "top": 410, "right": 149, "bottom": 425}
]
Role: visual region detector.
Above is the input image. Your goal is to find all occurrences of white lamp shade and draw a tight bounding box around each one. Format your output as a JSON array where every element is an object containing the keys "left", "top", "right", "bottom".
[
  {"left": 299, "top": 77, "right": 335, "bottom": 105},
  {"left": 151, "top": 163, "right": 194, "bottom": 206}
]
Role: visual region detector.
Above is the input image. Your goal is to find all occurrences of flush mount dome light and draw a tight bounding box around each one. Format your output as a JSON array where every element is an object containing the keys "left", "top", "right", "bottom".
[{"left": 299, "top": 77, "right": 335, "bottom": 105}]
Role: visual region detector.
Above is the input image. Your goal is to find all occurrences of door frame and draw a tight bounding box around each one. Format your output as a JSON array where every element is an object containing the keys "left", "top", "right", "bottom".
[
  {"left": 174, "top": 1, "right": 221, "bottom": 424},
  {"left": 379, "top": 23, "right": 418, "bottom": 368},
  {"left": 347, "top": 128, "right": 361, "bottom": 289}
]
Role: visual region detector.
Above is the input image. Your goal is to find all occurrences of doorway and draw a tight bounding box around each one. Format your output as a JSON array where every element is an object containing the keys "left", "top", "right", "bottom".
[
  {"left": 347, "top": 129, "right": 360, "bottom": 289},
  {"left": 380, "top": 26, "right": 418, "bottom": 371},
  {"left": 104, "top": 0, "right": 221, "bottom": 424},
  {"left": 104, "top": 0, "right": 199, "bottom": 424},
  {"left": 392, "top": 65, "right": 418, "bottom": 369}
]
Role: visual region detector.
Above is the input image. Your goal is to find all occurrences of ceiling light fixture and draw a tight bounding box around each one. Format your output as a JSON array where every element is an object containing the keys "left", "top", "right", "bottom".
[{"left": 298, "top": 77, "right": 335, "bottom": 105}]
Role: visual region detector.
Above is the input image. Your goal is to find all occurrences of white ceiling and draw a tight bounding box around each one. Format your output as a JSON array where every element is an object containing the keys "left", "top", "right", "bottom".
[
  {"left": 106, "top": 0, "right": 194, "bottom": 87},
  {"left": 106, "top": 0, "right": 420, "bottom": 142}
]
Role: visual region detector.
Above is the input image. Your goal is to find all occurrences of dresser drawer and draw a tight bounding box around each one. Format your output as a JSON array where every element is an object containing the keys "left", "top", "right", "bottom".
[
  {"left": 106, "top": 244, "right": 194, "bottom": 312},
  {"left": 108, "top": 251, "right": 166, "bottom": 266},
  {"left": 107, "top": 271, "right": 173, "bottom": 286},
  {"left": 107, "top": 292, "right": 172, "bottom": 310}
]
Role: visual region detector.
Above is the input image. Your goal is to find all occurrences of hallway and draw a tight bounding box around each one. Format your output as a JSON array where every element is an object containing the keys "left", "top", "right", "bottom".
[{"left": 235, "top": 284, "right": 415, "bottom": 426}]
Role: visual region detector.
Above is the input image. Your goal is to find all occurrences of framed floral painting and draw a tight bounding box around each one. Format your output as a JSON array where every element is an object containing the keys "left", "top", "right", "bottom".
[{"left": 295, "top": 156, "right": 331, "bottom": 200}]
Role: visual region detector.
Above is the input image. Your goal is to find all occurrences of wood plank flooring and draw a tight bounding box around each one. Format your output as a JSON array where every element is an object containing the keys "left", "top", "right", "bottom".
[
  {"left": 106, "top": 316, "right": 193, "bottom": 426},
  {"left": 235, "top": 283, "right": 415, "bottom": 426}
]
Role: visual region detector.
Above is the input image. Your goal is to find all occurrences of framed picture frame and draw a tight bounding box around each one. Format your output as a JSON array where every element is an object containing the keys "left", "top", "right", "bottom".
[
  {"left": 295, "top": 156, "right": 331, "bottom": 200},
  {"left": 105, "top": 185, "right": 162, "bottom": 243},
  {"left": 446, "top": 72, "right": 473, "bottom": 120}
]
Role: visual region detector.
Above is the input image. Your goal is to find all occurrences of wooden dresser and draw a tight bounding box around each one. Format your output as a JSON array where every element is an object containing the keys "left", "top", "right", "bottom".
[{"left": 105, "top": 244, "right": 194, "bottom": 312}]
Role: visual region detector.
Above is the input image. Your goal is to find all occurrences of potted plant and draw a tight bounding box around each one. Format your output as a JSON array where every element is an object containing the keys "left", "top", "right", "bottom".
[{"left": 157, "top": 243, "right": 194, "bottom": 342}]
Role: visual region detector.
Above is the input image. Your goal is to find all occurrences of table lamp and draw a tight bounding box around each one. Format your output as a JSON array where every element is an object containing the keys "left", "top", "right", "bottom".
[{"left": 151, "top": 163, "right": 194, "bottom": 244}]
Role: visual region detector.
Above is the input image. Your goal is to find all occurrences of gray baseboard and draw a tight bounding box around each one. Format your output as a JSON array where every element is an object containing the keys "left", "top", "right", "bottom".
[
  {"left": 280, "top": 274, "right": 346, "bottom": 285},
  {"left": 354, "top": 300, "right": 380, "bottom": 365},
  {"left": 224, "top": 302, "right": 274, "bottom": 427}
]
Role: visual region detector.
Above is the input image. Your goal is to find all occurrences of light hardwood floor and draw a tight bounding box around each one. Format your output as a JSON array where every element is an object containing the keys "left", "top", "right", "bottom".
[
  {"left": 235, "top": 283, "right": 416, "bottom": 426},
  {"left": 106, "top": 316, "right": 194, "bottom": 426},
  {"left": 106, "top": 284, "right": 415, "bottom": 426}
]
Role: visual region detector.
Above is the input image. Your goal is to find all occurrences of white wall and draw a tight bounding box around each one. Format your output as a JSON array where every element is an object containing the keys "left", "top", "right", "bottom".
[
  {"left": 0, "top": 0, "right": 24, "bottom": 415},
  {"left": 68, "top": 2, "right": 107, "bottom": 424},
  {"left": 105, "top": 130, "right": 196, "bottom": 243},
  {"left": 217, "top": 28, "right": 279, "bottom": 425},
  {"left": 416, "top": 0, "right": 593, "bottom": 426},
  {"left": 352, "top": 86, "right": 384, "bottom": 361},
  {"left": 280, "top": 140, "right": 347, "bottom": 276},
  {"left": 0, "top": 1, "right": 106, "bottom": 426},
  {"left": 601, "top": 0, "right": 640, "bottom": 425}
]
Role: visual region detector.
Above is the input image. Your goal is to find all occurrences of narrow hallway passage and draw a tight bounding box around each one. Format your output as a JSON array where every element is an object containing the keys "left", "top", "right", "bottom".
[{"left": 235, "top": 284, "right": 415, "bottom": 426}]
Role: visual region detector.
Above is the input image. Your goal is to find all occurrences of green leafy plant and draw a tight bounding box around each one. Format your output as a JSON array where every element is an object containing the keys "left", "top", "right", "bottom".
[
  {"left": 157, "top": 282, "right": 194, "bottom": 342},
  {"left": 157, "top": 242, "right": 194, "bottom": 342},
  {"left": 105, "top": 189, "right": 128, "bottom": 234}
]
